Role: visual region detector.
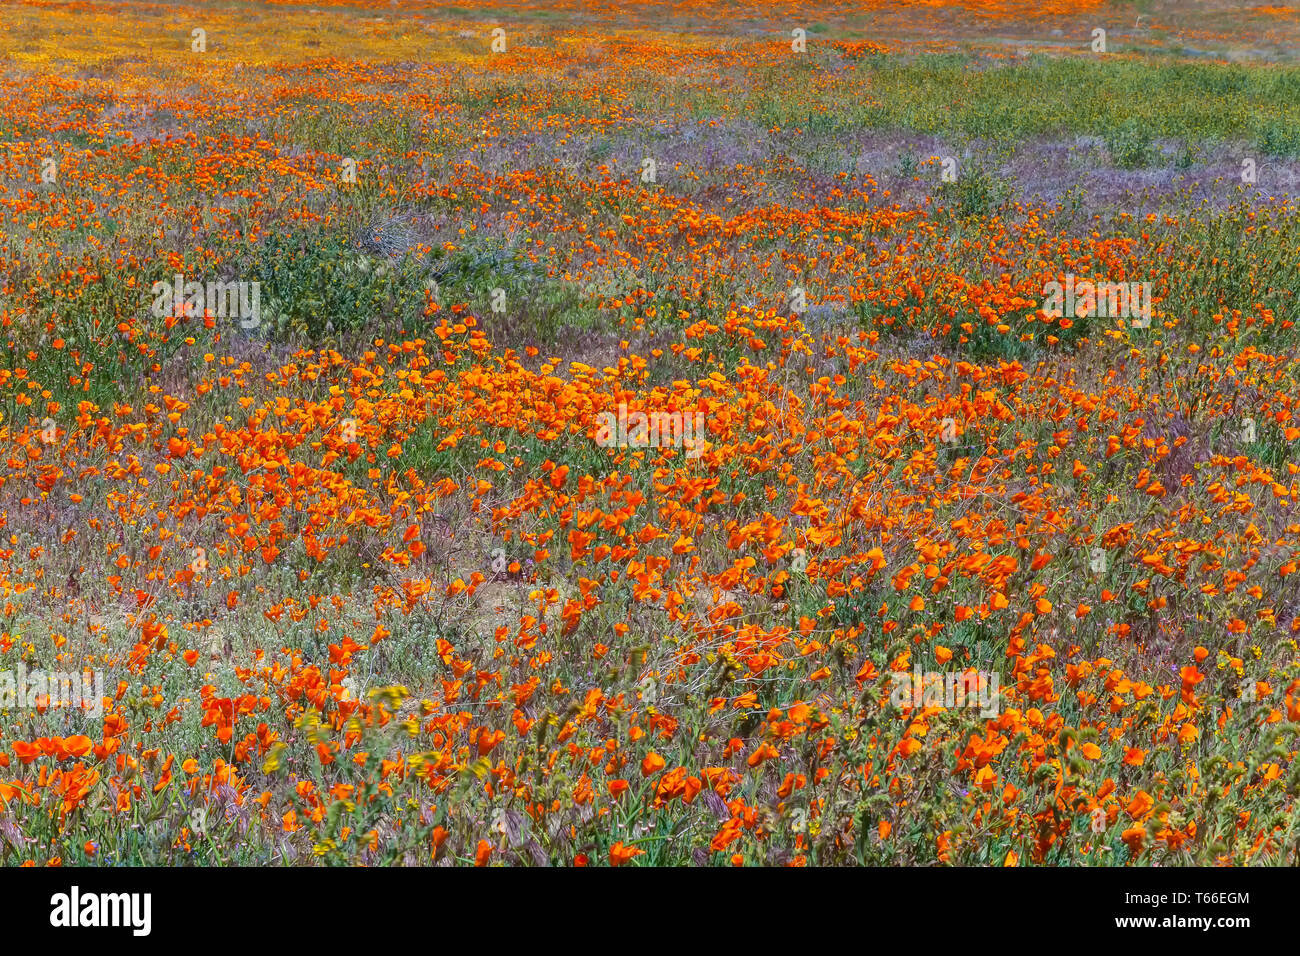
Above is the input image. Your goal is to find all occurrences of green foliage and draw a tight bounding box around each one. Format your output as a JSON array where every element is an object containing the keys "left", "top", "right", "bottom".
[
  {"left": 1257, "top": 120, "right": 1300, "bottom": 158},
  {"left": 938, "top": 163, "right": 1012, "bottom": 220},
  {"left": 255, "top": 230, "right": 437, "bottom": 338},
  {"left": 1104, "top": 121, "right": 1157, "bottom": 169}
]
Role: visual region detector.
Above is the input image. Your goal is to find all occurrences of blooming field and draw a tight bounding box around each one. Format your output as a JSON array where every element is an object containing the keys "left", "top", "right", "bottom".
[{"left": 2, "top": 0, "right": 1300, "bottom": 867}]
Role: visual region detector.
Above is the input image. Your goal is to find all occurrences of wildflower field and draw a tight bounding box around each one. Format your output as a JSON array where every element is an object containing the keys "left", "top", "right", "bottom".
[{"left": 2, "top": 0, "right": 1300, "bottom": 868}]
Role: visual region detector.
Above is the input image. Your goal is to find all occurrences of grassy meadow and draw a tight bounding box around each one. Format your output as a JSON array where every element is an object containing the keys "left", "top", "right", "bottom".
[{"left": 1, "top": 0, "right": 1299, "bottom": 866}]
